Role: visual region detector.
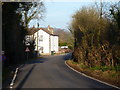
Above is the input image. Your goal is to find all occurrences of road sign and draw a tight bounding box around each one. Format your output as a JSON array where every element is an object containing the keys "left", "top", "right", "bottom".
[{"left": 25, "top": 47, "right": 30, "bottom": 52}]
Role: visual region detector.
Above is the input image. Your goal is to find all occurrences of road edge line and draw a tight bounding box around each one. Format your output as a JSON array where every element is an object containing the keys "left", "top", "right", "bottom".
[
  {"left": 9, "top": 64, "right": 24, "bottom": 88},
  {"left": 65, "top": 61, "right": 120, "bottom": 89},
  {"left": 10, "top": 68, "right": 18, "bottom": 88}
]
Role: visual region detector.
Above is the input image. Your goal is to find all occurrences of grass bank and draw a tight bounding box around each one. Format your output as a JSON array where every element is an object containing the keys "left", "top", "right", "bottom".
[{"left": 66, "top": 60, "right": 120, "bottom": 88}]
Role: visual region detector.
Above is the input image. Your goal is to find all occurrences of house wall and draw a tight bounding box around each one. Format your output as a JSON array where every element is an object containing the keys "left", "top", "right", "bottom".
[
  {"left": 54, "top": 36, "right": 59, "bottom": 52},
  {"left": 34, "top": 29, "right": 50, "bottom": 55},
  {"left": 33, "top": 29, "right": 59, "bottom": 55},
  {"left": 39, "top": 30, "right": 50, "bottom": 54},
  {"left": 50, "top": 35, "right": 59, "bottom": 52},
  {"left": 50, "top": 35, "right": 54, "bottom": 51}
]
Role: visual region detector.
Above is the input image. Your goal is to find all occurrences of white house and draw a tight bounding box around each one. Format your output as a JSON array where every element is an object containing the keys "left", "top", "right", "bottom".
[{"left": 26, "top": 25, "right": 59, "bottom": 55}]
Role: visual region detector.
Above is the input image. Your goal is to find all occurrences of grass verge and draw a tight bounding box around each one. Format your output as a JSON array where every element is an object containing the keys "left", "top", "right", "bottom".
[{"left": 66, "top": 60, "right": 120, "bottom": 88}]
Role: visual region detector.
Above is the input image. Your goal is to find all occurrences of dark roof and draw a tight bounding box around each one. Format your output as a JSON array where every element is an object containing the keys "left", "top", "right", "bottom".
[
  {"left": 27, "top": 27, "right": 39, "bottom": 35},
  {"left": 27, "top": 27, "right": 59, "bottom": 36}
]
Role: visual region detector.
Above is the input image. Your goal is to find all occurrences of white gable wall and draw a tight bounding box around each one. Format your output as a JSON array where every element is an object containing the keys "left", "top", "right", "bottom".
[
  {"left": 33, "top": 29, "right": 59, "bottom": 55},
  {"left": 38, "top": 30, "right": 50, "bottom": 54},
  {"left": 34, "top": 29, "right": 50, "bottom": 55},
  {"left": 50, "top": 35, "right": 54, "bottom": 51},
  {"left": 50, "top": 35, "right": 59, "bottom": 52}
]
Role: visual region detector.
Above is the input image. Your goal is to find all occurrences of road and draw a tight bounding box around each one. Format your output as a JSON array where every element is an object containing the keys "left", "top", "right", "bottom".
[{"left": 14, "top": 53, "right": 116, "bottom": 89}]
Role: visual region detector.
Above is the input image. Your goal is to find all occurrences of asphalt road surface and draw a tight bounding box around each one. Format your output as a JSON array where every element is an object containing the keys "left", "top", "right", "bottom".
[{"left": 13, "top": 53, "right": 117, "bottom": 89}]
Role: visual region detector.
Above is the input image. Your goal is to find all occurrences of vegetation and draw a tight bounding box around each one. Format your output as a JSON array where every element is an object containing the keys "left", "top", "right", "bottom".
[
  {"left": 69, "top": 1, "right": 120, "bottom": 68},
  {"left": 2, "top": 1, "right": 45, "bottom": 82},
  {"left": 18, "top": 2, "right": 45, "bottom": 28},
  {"left": 68, "top": 1, "right": 120, "bottom": 87},
  {"left": 67, "top": 60, "right": 120, "bottom": 87},
  {"left": 54, "top": 28, "right": 74, "bottom": 50}
]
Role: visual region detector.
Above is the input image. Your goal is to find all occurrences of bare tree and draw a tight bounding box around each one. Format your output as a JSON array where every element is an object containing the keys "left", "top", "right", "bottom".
[{"left": 17, "top": 1, "right": 45, "bottom": 28}]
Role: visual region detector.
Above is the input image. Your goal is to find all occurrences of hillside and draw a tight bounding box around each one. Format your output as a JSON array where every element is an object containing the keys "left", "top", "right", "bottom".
[{"left": 53, "top": 28, "right": 74, "bottom": 48}]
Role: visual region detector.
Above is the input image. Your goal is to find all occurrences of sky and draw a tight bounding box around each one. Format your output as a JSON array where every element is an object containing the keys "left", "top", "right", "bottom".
[
  {"left": 29, "top": 0, "right": 117, "bottom": 30},
  {"left": 28, "top": 1, "right": 94, "bottom": 30}
]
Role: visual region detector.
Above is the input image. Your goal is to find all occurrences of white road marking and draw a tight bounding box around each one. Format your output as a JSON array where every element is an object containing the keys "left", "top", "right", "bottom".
[{"left": 10, "top": 68, "right": 19, "bottom": 88}]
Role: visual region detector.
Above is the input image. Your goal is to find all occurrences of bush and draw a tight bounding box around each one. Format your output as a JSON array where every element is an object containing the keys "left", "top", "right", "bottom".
[{"left": 70, "top": 4, "right": 120, "bottom": 68}]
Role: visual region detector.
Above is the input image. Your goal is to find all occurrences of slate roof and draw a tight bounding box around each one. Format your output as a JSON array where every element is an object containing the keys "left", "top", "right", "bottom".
[{"left": 27, "top": 27, "right": 59, "bottom": 36}]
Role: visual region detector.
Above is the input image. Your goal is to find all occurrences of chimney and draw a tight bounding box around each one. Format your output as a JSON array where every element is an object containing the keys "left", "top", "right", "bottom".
[
  {"left": 48, "top": 25, "right": 53, "bottom": 34},
  {"left": 33, "top": 25, "right": 35, "bottom": 28},
  {"left": 37, "top": 23, "right": 39, "bottom": 28},
  {"left": 51, "top": 28, "right": 54, "bottom": 34},
  {"left": 48, "top": 25, "right": 50, "bottom": 30}
]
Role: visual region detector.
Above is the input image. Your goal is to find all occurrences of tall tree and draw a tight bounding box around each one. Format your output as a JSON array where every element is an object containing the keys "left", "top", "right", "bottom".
[
  {"left": 18, "top": 1, "right": 45, "bottom": 28},
  {"left": 110, "top": 1, "right": 120, "bottom": 29},
  {"left": 2, "top": 1, "right": 45, "bottom": 66},
  {"left": 2, "top": 2, "right": 25, "bottom": 66}
]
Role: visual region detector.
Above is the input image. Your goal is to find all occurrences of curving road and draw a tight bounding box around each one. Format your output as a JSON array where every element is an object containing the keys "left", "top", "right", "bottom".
[{"left": 14, "top": 53, "right": 117, "bottom": 89}]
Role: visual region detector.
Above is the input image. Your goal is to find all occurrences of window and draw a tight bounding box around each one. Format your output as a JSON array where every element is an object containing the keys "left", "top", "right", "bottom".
[{"left": 39, "top": 35, "right": 43, "bottom": 41}]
